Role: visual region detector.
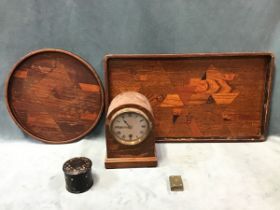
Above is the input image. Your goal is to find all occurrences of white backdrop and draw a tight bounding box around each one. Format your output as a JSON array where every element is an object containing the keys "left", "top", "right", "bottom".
[{"left": 1, "top": 136, "right": 280, "bottom": 210}]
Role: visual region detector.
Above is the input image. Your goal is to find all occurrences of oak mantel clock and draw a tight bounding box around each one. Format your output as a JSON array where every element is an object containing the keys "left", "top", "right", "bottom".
[{"left": 105, "top": 91, "right": 157, "bottom": 169}]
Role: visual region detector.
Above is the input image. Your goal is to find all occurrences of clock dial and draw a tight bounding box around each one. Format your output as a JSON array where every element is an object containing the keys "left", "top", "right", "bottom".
[{"left": 110, "top": 110, "right": 150, "bottom": 145}]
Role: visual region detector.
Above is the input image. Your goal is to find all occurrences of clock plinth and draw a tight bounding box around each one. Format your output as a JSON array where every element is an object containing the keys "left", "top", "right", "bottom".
[
  {"left": 105, "top": 156, "right": 157, "bottom": 169},
  {"left": 105, "top": 91, "right": 158, "bottom": 169}
]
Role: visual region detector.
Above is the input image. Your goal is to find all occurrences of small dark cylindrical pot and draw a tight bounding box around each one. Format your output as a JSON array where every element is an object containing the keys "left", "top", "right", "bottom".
[{"left": 63, "top": 157, "right": 93, "bottom": 193}]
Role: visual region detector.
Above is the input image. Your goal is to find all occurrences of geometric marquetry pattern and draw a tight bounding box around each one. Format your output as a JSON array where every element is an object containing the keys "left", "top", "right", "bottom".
[
  {"left": 6, "top": 50, "right": 103, "bottom": 143},
  {"left": 160, "top": 65, "right": 240, "bottom": 107},
  {"left": 107, "top": 55, "right": 270, "bottom": 141}
]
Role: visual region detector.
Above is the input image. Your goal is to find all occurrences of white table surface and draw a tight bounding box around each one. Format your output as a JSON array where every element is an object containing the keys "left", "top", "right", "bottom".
[{"left": 1, "top": 135, "right": 280, "bottom": 210}]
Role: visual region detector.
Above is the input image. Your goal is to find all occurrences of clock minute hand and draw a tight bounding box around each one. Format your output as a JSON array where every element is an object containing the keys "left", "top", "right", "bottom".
[{"left": 114, "top": 126, "right": 129, "bottom": 129}]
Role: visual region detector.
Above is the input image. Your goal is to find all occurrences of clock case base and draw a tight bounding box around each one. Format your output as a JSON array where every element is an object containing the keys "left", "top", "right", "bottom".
[{"left": 105, "top": 156, "right": 157, "bottom": 169}]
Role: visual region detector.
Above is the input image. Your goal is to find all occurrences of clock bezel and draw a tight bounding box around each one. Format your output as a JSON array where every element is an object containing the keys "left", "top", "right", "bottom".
[{"left": 109, "top": 107, "right": 152, "bottom": 146}]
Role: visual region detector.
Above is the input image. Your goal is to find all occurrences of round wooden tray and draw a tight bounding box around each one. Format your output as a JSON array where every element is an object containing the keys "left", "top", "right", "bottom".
[{"left": 5, "top": 49, "right": 104, "bottom": 143}]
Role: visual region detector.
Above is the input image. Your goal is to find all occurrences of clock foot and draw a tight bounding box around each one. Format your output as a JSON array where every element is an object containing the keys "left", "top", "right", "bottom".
[{"left": 105, "top": 156, "right": 157, "bottom": 169}]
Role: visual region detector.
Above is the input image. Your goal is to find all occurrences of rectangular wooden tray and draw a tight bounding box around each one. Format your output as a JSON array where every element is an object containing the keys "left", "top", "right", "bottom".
[{"left": 104, "top": 53, "right": 274, "bottom": 142}]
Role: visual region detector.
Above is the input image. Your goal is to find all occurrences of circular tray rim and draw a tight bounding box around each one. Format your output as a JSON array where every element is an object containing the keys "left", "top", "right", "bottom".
[{"left": 5, "top": 48, "right": 104, "bottom": 144}]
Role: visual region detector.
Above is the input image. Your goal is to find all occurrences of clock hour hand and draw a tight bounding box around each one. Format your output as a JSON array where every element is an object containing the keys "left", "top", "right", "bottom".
[{"left": 122, "top": 119, "right": 132, "bottom": 129}]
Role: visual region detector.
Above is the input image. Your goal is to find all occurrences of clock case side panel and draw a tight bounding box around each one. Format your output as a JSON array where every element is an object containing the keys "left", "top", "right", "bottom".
[
  {"left": 103, "top": 53, "right": 275, "bottom": 143},
  {"left": 105, "top": 104, "right": 157, "bottom": 168}
]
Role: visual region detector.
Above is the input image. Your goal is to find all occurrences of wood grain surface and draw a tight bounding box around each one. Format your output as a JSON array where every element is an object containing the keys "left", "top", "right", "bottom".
[
  {"left": 6, "top": 49, "right": 104, "bottom": 143},
  {"left": 104, "top": 53, "right": 274, "bottom": 142},
  {"left": 105, "top": 92, "right": 157, "bottom": 168}
]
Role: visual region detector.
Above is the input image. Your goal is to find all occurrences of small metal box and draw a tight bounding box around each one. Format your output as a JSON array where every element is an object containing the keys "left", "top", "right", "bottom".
[{"left": 169, "top": 175, "right": 184, "bottom": 191}]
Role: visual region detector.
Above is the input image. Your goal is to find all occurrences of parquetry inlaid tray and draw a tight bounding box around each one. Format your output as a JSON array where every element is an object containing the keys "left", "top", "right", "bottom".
[
  {"left": 104, "top": 53, "right": 274, "bottom": 142},
  {"left": 6, "top": 49, "right": 104, "bottom": 143}
]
